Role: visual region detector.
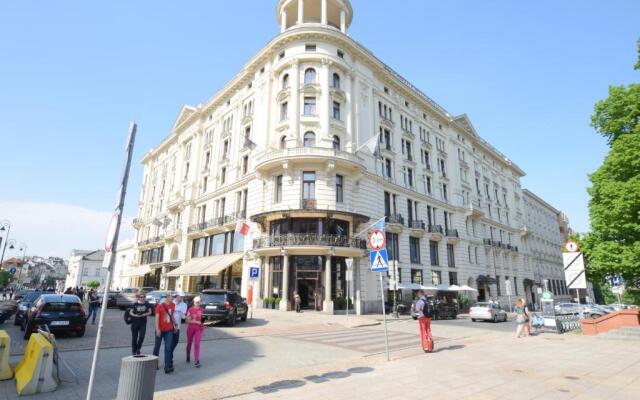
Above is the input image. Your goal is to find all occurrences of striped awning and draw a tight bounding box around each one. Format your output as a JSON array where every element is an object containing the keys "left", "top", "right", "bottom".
[{"left": 167, "top": 253, "right": 243, "bottom": 277}]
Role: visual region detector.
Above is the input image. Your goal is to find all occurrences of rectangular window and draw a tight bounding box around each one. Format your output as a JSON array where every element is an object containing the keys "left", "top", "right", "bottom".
[
  {"left": 275, "top": 175, "right": 283, "bottom": 203},
  {"left": 305, "top": 44, "right": 317, "bottom": 51},
  {"left": 332, "top": 101, "right": 341, "bottom": 120},
  {"left": 242, "top": 156, "right": 249, "bottom": 175},
  {"left": 385, "top": 158, "right": 392, "bottom": 178},
  {"left": 280, "top": 102, "right": 288, "bottom": 120},
  {"left": 448, "top": 271, "right": 458, "bottom": 285},
  {"left": 410, "top": 237, "right": 421, "bottom": 264},
  {"left": 384, "top": 191, "right": 391, "bottom": 217},
  {"left": 447, "top": 244, "right": 455, "bottom": 267},
  {"left": 220, "top": 167, "right": 226, "bottom": 185},
  {"left": 429, "top": 241, "right": 439, "bottom": 266},
  {"left": 407, "top": 168, "right": 414, "bottom": 187},
  {"left": 431, "top": 270, "right": 441, "bottom": 285},
  {"left": 302, "top": 171, "right": 316, "bottom": 199},
  {"left": 336, "top": 174, "right": 344, "bottom": 202},
  {"left": 411, "top": 269, "right": 423, "bottom": 285},
  {"left": 304, "top": 97, "right": 317, "bottom": 115},
  {"left": 387, "top": 233, "right": 400, "bottom": 261},
  {"left": 426, "top": 176, "right": 431, "bottom": 195}
]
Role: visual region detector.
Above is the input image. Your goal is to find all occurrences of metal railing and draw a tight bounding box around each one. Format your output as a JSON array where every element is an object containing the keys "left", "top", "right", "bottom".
[
  {"left": 256, "top": 147, "right": 361, "bottom": 166},
  {"left": 253, "top": 234, "right": 367, "bottom": 250},
  {"left": 301, "top": 199, "right": 317, "bottom": 210},
  {"left": 138, "top": 236, "right": 162, "bottom": 246},
  {"left": 409, "top": 220, "right": 425, "bottom": 230},
  {"left": 386, "top": 214, "right": 404, "bottom": 225},
  {"left": 445, "top": 229, "right": 459, "bottom": 238},
  {"left": 427, "top": 225, "right": 443, "bottom": 234}
]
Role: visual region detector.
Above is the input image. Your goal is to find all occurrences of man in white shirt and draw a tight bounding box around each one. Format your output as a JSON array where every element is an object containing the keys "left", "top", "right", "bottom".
[{"left": 172, "top": 292, "right": 188, "bottom": 355}]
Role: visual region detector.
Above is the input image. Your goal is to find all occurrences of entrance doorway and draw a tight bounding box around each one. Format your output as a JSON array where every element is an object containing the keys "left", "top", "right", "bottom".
[
  {"left": 291, "top": 255, "right": 323, "bottom": 311},
  {"left": 297, "top": 279, "right": 319, "bottom": 310},
  {"left": 478, "top": 287, "right": 487, "bottom": 302}
]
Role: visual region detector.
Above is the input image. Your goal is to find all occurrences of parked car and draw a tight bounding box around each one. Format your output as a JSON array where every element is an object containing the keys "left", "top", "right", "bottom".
[
  {"left": 97, "top": 291, "right": 120, "bottom": 308},
  {"left": 554, "top": 303, "right": 584, "bottom": 316},
  {"left": 584, "top": 304, "right": 610, "bottom": 318},
  {"left": 22, "top": 294, "right": 87, "bottom": 339},
  {"left": 146, "top": 291, "right": 175, "bottom": 314},
  {"left": 117, "top": 287, "right": 154, "bottom": 310},
  {"left": 607, "top": 303, "right": 638, "bottom": 311},
  {"left": 199, "top": 290, "right": 248, "bottom": 326},
  {"left": 470, "top": 302, "right": 508, "bottom": 322},
  {"left": 14, "top": 291, "right": 42, "bottom": 326}
]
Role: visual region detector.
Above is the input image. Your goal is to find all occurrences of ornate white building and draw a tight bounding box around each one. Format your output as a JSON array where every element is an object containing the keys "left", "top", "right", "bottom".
[
  {"left": 129, "top": 0, "right": 564, "bottom": 313},
  {"left": 522, "top": 190, "right": 571, "bottom": 305},
  {"left": 64, "top": 250, "right": 106, "bottom": 289}
]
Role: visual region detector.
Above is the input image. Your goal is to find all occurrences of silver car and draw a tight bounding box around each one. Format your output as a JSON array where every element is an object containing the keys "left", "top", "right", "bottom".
[{"left": 470, "top": 302, "right": 508, "bottom": 322}]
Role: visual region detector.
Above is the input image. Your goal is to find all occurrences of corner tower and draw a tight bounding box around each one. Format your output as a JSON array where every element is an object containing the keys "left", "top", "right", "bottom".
[{"left": 277, "top": 0, "right": 353, "bottom": 34}]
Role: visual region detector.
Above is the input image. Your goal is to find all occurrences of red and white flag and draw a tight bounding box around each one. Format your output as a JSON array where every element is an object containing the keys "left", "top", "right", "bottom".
[{"left": 236, "top": 220, "right": 250, "bottom": 236}]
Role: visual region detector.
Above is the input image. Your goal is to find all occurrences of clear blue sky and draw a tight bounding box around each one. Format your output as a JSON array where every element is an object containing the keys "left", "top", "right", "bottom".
[{"left": 0, "top": 0, "right": 638, "bottom": 257}]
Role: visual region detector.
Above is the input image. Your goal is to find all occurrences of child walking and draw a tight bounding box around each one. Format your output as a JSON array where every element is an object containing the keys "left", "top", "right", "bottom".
[{"left": 186, "top": 296, "right": 205, "bottom": 367}]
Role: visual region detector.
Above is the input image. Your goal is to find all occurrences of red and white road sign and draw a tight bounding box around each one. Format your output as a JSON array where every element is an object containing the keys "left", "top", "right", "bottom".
[
  {"left": 564, "top": 240, "right": 580, "bottom": 253},
  {"left": 368, "top": 229, "right": 386, "bottom": 250}
]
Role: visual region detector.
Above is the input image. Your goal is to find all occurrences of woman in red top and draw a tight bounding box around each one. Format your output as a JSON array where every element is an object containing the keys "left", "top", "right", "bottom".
[{"left": 186, "top": 296, "right": 205, "bottom": 367}]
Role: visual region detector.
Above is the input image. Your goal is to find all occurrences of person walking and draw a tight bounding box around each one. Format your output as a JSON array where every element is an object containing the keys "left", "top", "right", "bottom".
[
  {"left": 415, "top": 290, "right": 434, "bottom": 352},
  {"left": 186, "top": 296, "right": 205, "bottom": 368},
  {"left": 153, "top": 293, "right": 176, "bottom": 373},
  {"left": 87, "top": 289, "right": 100, "bottom": 324},
  {"left": 522, "top": 299, "right": 531, "bottom": 336},
  {"left": 293, "top": 291, "right": 301, "bottom": 313},
  {"left": 129, "top": 291, "right": 152, "bottom": 355},
  {"left": 515, "top": 298, "right": 527, "bottom": 338},
  {"left": 171, "top": 292, "right": 188, "bottom": 355}
]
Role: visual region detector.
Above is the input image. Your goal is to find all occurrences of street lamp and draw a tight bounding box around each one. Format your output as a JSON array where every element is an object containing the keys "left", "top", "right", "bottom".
[
  {"left": 9, "top": 242, "right": 27, "bottom": 288},
  {"left": 0, "top": 220, "right": 11, "bottom": 267}
]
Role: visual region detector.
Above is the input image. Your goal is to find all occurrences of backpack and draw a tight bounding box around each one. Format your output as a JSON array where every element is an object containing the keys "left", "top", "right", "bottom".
[{"left": 420, "top": 298, "right": 434, "bottom": 318}]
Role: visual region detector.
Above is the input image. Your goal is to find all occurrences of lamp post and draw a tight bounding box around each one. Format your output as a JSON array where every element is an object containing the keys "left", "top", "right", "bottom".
[
  {"left": 9, "top": 242, "right": 27, "bottom": 288},
  {"left": 0, "top": 220, "right": 11, "bottom": 267}
]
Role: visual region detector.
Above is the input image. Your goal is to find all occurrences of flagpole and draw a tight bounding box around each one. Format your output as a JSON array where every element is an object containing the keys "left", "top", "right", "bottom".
[{"left": 86, "top": 121, "right": 137, "bottom": 400}]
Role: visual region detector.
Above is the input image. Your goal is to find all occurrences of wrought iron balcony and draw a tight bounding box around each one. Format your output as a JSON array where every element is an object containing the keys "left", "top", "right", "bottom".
[
  {"left": 386, "top": 214, "right": 404, "bottom": 225},
  {"left": 409, "top": 220, "right": 425, "bottom": 230},
  {"left": 138, "top": 236, "right": 162, "bottom": 246},
  {"left": 253, "top": 234, "right": 366, "bottom": 250},
  {"left": 301, "top": 199, "right": 317, "bottom": 210},
  {"left": 427, "top": 225, "right": 443, "bottom": 234},
  {"left": 445, "top": 229, "right": 459, "bottom": 238},
  {"left": 483, "top": 238, "right": 492, "bottom": 246}
]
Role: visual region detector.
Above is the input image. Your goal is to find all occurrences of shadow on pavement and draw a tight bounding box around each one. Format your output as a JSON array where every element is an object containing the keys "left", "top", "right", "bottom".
[
  {"left": 435, "top": 344, "right": 466, "bottom": 352},
  {"left": 254, "top": 366, "right": 375, "bottom": 394}
]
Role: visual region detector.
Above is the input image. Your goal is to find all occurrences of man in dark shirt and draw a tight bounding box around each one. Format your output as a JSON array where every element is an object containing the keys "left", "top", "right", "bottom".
[{"left": 129, "top": 292, "right": 152, "bottom": 355}]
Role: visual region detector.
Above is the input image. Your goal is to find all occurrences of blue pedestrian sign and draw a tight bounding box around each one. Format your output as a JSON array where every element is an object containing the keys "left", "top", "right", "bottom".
[
  {"left": 249, "top": 266, "right": 260, "bottom": 279},
  {"left": 9, "top": 267, "right": 16, "bottom": 275},
  {"left": 370, "top": 249, "right": 389, "bottom": 273}
]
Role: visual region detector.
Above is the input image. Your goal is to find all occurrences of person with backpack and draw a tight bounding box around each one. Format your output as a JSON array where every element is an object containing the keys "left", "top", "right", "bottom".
[
  {"left": 415, "top": 290, "right": 434, "bottom": 352},
  {"left": 87, "top": 289, "right": 100, "bottom": 324},
  {"left": 127, "top": 291, "right": 152, "bottom": 355},
  {"left": 153, "top": 293, "right": 176, "bottom": 373}
]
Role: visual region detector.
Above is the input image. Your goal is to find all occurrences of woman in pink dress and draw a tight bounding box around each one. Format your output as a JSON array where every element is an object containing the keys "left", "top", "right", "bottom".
[{"left": 186, "top": 296, "right": 205, "bottom": 367}]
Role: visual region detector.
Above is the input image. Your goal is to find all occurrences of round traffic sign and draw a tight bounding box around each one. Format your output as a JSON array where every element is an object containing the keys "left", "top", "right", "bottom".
[
  {"left": 368, "top": 229, "right": 386, "bottom": 250},
  {"left": 564, "top": 240, "right": 579, "bottom": 253},
  {"left": 9, "top": 267, "right": 16, "bottom": 275}
]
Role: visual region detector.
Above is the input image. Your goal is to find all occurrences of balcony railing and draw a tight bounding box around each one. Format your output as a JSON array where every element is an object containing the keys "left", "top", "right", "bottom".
[
  {"left": 301, "top": 199, "right": 317, "bottom": 210},
  {"left": 428, "top": 225, "right": 443, "bottom": 234},
  {"left": 253, "top": 234, "right": 366, "bottom": 250},
  {"left": 445, "top": 229, "right": 459, "bottom": 238},
  {"left": 255, "top": 147, "right": 361, "bottom": 168},
  {"left": 409, "top": 220, "right": 425, "bottom": 230},
  {"left": 386, "top": 214, "right": 405, "bottom": 225},
  {"left": 138, "top": 236, "right": 162, "bottom": 246},
  {"left": 483, "top": 238, "right": 492, "bottom": 246}
]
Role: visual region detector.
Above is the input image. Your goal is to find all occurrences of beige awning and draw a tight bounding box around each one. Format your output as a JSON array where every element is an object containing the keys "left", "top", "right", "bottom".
[
  {"left": 122, "top": 265, "right": 152, "bottom": 277},
  {"left": 167, "top": 253, "right": 243, "bottom": 277}
]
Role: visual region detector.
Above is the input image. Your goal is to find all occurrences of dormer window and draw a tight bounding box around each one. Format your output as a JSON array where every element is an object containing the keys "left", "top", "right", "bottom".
[{"left": 304, "top": 68, "right": 317, "bottom": 84}]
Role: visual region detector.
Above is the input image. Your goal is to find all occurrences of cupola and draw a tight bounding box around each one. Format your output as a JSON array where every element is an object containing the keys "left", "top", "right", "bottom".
[{"left": 276, "top": 0, "right": 353, "bottom": 34}]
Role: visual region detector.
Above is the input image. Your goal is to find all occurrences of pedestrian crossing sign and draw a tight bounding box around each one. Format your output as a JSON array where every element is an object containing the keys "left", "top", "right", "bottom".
[{"left": 370, "top": 249, "right": 389, "bottom": 273}]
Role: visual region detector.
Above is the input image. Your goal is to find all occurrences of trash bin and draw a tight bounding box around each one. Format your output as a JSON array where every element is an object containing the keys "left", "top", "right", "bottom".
[{"left": 116, "top": 355, "right": 158, "bottom": 400}]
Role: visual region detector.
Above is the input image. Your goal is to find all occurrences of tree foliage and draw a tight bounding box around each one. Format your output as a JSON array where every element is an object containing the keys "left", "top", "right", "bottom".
[
  {"left": 0, "top": 271, "right": 15, "bottom": 287},
  {"left": 590, "top": 84, "right": 640, "bottom": 144},
  {"left": 86, "top": 280, "right": 101, "bottom": 289}
]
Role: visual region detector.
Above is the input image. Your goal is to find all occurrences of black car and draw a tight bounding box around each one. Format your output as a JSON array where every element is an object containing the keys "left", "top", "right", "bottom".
[
  {"left": 97, "top": 291, "right": 120, "bottom": 308},
  {"left": 200, "top": 290, "right": 248, "bottom": 326},
  {"left": 22, "top": 294, "right": 88, "bottom": 339},
  {"left": 14, "top": 291, "right": 42, "bottom": 326}
]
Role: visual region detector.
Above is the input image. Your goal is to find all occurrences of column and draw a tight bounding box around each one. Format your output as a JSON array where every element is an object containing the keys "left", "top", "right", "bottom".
[
  {"left": 281, "top": 10, "right": 287, "bottom": 32},
  {"left": 340, "top": 10, "right": 346, "bottom": 33},
  {"left": 321, "top": 58, "right": 332, "bottom": 139},
  {"left": 321, "top": 0, "right": 328, "bottom": 24},
  {"left": 298, "top": 0, "right": 305, "bottom": 24},
  {"left": 323, "top": 255, "right": 334, "bottom": 313},
  {"left": 263, "top": 257, "right": 271, "bottom": 306},
  {"left": 280, "top": 253, "right": 290, "bottom": 311}
]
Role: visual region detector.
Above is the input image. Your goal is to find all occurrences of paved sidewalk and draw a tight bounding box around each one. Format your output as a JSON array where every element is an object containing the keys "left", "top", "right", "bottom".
[{"left": 156, "top": 333, "right": 640, "bottom": 400}]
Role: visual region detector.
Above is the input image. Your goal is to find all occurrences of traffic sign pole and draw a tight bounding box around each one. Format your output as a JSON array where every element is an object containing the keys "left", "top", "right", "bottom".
[{"left": 379, "top": 273, "right": 390, "bottom": 361}]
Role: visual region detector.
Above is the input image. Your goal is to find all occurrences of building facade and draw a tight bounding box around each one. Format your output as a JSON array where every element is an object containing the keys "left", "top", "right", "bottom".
[
  {"left": 112, "top": 239, "right": 136, "bottom": 290},
  {"left": 132, "top": 0, "right": 546, "bottom": 313},
  {"left": 64, "top": 250, "right": 106, "bottom": 289},
  {"left": 521, "top": 190, "right": 571, "bottom": 306}
]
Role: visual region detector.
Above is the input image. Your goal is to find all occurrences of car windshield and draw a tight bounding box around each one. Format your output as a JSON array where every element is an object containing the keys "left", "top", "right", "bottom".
[
  {"left": 43, "top": 302, "right": 81, "bottom": 311},
  {"left": 122, "top": 288, "right": 137, "bottom": 294},
  {"left": 22, "top": 292, "right": 41, "bottom": 302},
  {"left": 200, "top": 293, "right": 226, "bottom": 304},
  {"left": 475, "top": 302, "right": 491, "bottom": 307}
]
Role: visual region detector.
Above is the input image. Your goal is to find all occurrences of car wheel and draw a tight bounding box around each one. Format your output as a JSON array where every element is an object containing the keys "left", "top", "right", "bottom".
[
  {"left": 14, "top": 316, "right": 20, "bottom": 326},
  {"left": 471, "top": 318, "right": 477, "bottom": 322},
  {"left": 119, "top": 306, "right": 126, "bottom": 311},
  {"left": 240, "top": 311, "right": 248, "bottom": 322},
  {"left": 23, "top": 323, "right": 33, "bottom": 340},
  {"left": 503, "top": 315, "right": 508, "bottom": 322},
  {"left": 590, "top": 314, "right": 601, "bottom": 319},
  {"left": 76, "top": 327, "right": 86, "bottom": 338},
  {"left": 227, "top": 311, "right": 237, "bottom": 327}
]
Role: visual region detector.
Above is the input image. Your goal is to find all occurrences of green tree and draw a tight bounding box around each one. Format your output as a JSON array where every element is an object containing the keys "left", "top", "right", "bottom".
[
  {"left": 590, "top": 84, "right": 640, "bottom": 144},
  {"left": 0, "top": 271, "right": 15, "bottom": 287},
  {"left": 86, "top": 280, "right": 101, "bottom": 289}
]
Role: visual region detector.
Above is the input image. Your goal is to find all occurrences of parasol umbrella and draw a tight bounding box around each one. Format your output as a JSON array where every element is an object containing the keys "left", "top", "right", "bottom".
[
  {"left": 448, "top": 284, "right": 463, "bottom": 291},
  {"left": 460, "top": 285, "right": 478, "bottom": 292}
]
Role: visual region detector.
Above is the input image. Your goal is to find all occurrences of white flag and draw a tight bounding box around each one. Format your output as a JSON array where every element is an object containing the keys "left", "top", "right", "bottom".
[{"left": 357, "top": 133, "right": 381, "bottom": 157}]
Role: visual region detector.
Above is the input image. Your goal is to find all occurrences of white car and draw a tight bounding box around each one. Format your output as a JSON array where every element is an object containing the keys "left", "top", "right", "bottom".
[{"left": 470, "top": 302, "right": 507, "bottom": 322}]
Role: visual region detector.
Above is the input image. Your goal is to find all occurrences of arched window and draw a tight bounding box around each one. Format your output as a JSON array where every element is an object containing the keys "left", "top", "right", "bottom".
[
  {"left": 332, "top": 73, "right": 341, "bottom": 89},
  {"left": 280, "top": 135, "right": 287, "bottom": 149},
  {"left": 282, "top": 74, "right": 289, "bottom": 90},
  {"left": 303, "top": 132, "right": 316, "bottom": 147},
  {"left": 304, "top": 68, "right": 317, "bottom": 84},
  {"left": 332, "top": 135, "right": 341, "bottom": 150}
]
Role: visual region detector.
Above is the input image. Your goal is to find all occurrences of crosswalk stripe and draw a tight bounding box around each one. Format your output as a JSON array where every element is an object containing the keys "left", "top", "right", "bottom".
[
  {"left": 312, "top": 331, "right": 386, "bottom": 343},
  {"left": 288, "top": 329, "right": 375, "bottom": 340}
]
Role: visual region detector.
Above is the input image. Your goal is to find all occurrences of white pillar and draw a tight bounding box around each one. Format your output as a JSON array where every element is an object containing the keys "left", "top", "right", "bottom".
[
  {"left": 263, "top": 257, "right": 270, "bottom": 304},
  {"left": 281, "top": 10, "right": 287, "bottom": 32},
  {"left": 321, "top": 0, "right": 328, "bottom": 24},
  {"left": 280, "top": 253, "right": 290, "bottom": 311},
  {"left": 323, "top": 255, "right": 334, "bottom": 313},
  {"left": 298, "top": 0, "right": 304, "bottom": 24},
  {"left": 340, "top": 10, "right": 346, "bottom": 33}
]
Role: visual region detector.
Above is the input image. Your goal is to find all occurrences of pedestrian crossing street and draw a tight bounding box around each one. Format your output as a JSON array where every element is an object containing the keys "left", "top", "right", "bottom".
[{"left": 285, "top": 328, "right": 441, "bottom": 355}]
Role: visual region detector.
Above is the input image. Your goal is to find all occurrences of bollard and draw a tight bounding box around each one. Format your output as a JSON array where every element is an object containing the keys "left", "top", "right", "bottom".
[{"left": 116, "top": 355, "right": 158, "bottom": 400}]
